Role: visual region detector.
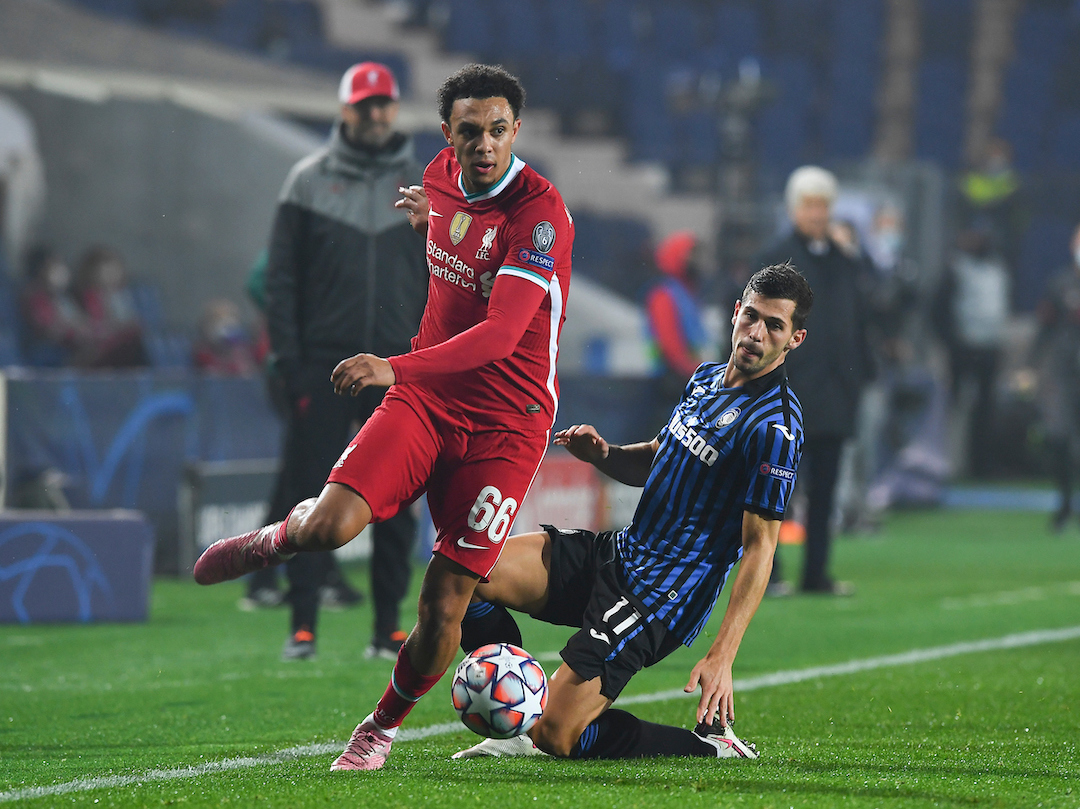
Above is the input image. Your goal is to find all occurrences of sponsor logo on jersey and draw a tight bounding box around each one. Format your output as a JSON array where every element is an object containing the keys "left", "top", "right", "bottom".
[
  {"left": 717, "top": 407, "right": 740, "bottom": 427},
  {"left": 456, "top": 536, "right": 486, "bottom": 550},
  {"left": 771, "top": 423, "right": 796, "bottom": 441},
  {"left": 668, "top": 412, "right": 720, "bottom": 467},
  {"left": 427, "top": 239, "right": 479, "bottom": 292},
  {"left": 532, "top": 221, "right": 556, "bottom": 253},
  {"left": 517, "top": 248, "right": 555, "bottom": 271},
  {"left": 450, "top": 211, "right": 472, "bottom": 245},
  {"left": 476, "top": 225, "right": 497, "bottom": 260},
  {"left": 759, "top": 462, "right": 796, "bottom": 481}
]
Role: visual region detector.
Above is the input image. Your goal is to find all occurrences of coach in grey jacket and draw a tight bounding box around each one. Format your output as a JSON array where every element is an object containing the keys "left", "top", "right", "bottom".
[{"left": 262, "top": 62, "right": 428, "bottom": 661}]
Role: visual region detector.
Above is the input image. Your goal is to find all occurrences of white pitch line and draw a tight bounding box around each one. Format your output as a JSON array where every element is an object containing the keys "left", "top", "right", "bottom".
[{"left": 3, "top": 626, "right": 1079, "bottom": 804}]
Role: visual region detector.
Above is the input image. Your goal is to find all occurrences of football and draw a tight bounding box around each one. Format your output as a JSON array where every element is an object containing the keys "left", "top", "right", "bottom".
[{"left": 451, "top": 642, "right": 548, "bottom": 739}]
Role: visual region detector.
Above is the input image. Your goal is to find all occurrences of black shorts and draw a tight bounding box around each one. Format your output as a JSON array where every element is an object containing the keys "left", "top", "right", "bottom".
[{"left": 533, "top": 526, "right": 682, "bottom": 700}]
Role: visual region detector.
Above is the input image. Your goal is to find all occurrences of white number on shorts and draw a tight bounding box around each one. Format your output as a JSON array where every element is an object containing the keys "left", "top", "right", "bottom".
[
  {"left": 466, "top": 485, "right": 519, "bottom": 543},
  {"left": 488, "top": 497, "right": 518, "bottom": 543}
]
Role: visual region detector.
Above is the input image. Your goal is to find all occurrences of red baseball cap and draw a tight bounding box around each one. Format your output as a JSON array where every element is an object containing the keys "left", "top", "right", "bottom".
[{"left": 339, "top": 62, "right": 400, "bottom": 105}]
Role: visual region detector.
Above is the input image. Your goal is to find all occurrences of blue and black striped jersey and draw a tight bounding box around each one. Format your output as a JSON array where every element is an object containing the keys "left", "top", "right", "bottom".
[{"left": 615, "top": 362, "right": 803, "bottom": 646}]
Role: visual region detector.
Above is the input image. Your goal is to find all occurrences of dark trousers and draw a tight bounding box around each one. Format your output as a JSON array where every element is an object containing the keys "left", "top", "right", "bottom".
[
  {"left": 263, "top": 365, "right": 416, "bottom": 636},
  {"left": 772, "top": 433, "right": 845, "bottom": 591},
  {"left": 949, "top": 345, "right": 1000, "bottom": 477}
]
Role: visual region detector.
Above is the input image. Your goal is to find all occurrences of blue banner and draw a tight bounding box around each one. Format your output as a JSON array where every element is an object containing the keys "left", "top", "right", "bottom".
[{"left": 0, "top": 512, "right": 154, "bottom": 623}]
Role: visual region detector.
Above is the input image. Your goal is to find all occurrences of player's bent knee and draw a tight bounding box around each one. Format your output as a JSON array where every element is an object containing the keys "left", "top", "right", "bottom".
[
  {"left": 528, "top": 714, "right": 581, "bottom": 758},
  {"left": 293, "top": 501, "right": 368, "bottom": 551}
]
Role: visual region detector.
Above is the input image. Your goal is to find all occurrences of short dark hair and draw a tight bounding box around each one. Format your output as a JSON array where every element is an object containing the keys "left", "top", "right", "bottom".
[
  {"left": 437, "top": 64, "right": 526, "bottom": 123},
  {"left": 741, "top": 262, "right": 814, "bottom": 330}
]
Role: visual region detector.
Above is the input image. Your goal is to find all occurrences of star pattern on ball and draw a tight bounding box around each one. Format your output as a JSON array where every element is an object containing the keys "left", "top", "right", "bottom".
[
  {"left": 515, "top": 673, "right": 546, "bottom": 720},
  {"left": 484, "top": 645, "right": 537, "bottom": 682}
]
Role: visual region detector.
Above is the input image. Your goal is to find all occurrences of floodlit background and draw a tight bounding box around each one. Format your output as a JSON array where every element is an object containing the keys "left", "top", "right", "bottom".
[{"left": 0, "top": 0, "right": 1077, "bottom": 572}]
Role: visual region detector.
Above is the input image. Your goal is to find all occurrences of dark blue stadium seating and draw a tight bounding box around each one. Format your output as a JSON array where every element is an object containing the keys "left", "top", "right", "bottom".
[
  {"left": 569, "top": 209, "right": 652, "bottom": 294},
  {"left": 920, "top": 0, "right": 972, "bottom": 58},
  {"left": 915, "top": 57, "right": 967, "bottom": 169},
  {"left": 67, "top": 0, "right": 409, "bottom": 93},
  {"left": 1017, "top": 217, "right": 1076, "bottom": 310}
]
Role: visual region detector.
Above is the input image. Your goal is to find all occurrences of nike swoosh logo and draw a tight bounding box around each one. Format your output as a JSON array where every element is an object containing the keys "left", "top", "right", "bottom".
[
  {"left": 456, "top": 536, "right": 485, "bottom": 550},
  {"left": 429, "top": 208, "right": 444, "bottom": 217}
]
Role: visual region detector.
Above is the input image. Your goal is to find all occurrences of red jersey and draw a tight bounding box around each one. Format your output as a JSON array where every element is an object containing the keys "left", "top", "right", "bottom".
[{"left": 387, "top": 147, "right": 574, "bottom": 431}]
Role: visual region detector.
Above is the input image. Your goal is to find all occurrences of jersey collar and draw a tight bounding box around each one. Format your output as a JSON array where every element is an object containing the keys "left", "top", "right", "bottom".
[
  {"left": 722, "top": 364, "right": 787, "bottom": 397},
  {"left": 457, "top": 153, "right": 525, "bottom": 203}
]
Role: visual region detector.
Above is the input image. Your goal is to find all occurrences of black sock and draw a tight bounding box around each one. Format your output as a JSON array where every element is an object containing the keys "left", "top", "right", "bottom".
[
  {"left": 570, "top": 709, "right": 715, "bottom": 759},
  {"left": 460, "top": 601, "right": 522, "bottom": 653}
]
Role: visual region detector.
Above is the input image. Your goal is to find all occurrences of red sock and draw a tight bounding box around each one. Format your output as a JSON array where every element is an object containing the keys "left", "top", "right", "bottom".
[
  {"left": 271, "top": 507, "right": 300, "bottom": 555},
  {"left": 372, "top": 645, "right": 445, "bottom": 730}
]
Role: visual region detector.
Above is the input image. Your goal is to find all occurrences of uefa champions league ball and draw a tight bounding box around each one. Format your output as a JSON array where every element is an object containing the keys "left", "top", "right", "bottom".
[{"left": 451, "top": 642, "right": 548, "bottom": 739}]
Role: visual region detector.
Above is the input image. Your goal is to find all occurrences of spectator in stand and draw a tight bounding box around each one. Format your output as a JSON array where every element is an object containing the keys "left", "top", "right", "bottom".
[
  {"left": 73, "top": 245, "right": 148, "bottom": 368},
  {"left": 934, "top": 222, "right": 1011, "bottom": 479},
  {"left": 755, "top": 166, "right": 873, "bottom": 596},
  {"left": 1035, "top": 222, "right": 1080, "bottom": 532},
  {"left": 192, "top": 299, "right": 260, "bottom": 375},
  {"left": 958, "top": 137, "right": 1026, "bottom": 296},
  {"left": 19, "top": 246, "right": 91, "bottom": 367},
  {"left": 644, "top": 230, "right": 709, "bottom": 434}
]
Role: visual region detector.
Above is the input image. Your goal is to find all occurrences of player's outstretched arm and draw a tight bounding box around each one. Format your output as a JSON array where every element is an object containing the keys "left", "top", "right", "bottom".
[
  {"left": 330, "top": 353, "right": 396, "bottom": 395},
  {"left": 683, "top": 510, "right": 779, "bottom": 726},
  {"left": 395, "top": 185, "right": 429, "bottom": 235},
  {"left": 554, "top": 425, "right": 658, "bottom": 487},
  {"left": 386, "top": 273, "right": 546, "bottom": 383}
]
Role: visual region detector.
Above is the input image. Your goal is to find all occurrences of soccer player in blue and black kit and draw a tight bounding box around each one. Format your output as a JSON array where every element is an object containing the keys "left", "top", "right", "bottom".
[{"left": 454, "top": 262, "right": 812, "bottom": 761}]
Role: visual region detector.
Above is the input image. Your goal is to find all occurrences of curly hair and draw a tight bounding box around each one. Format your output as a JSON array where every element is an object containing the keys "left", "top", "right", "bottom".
[{"left": 437, "top": 64, "right": 526, "bottom": 123}]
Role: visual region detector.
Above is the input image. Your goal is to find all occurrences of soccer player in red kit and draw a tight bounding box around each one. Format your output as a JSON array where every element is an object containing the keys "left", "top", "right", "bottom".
[{"left": 193, "top": 64, "right": 573, "bottom": 771}]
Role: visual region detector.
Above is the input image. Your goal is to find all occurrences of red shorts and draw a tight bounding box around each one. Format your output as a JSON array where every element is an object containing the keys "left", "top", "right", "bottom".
[{"left": 326, "top": 384, "right": 549, "bottom": 579}]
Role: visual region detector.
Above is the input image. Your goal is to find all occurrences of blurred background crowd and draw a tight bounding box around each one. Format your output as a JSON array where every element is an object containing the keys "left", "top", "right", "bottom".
[{"left": 3, "top": 0, "right": 1080, "bottom": 575}]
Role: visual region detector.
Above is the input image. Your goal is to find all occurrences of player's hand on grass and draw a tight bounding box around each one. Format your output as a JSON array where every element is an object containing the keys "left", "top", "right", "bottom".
[
  {"left": 396, "top": 185, "right": 429, "bottom": 235},
  {"left": 685, "top": 655, "right": 736, "bottom": 727},
  {"left": 331, "top": 353, "right": 396, "bottom": 395},
  {"left": 553, "top": 424, "right": 609, "bottom": 464}
]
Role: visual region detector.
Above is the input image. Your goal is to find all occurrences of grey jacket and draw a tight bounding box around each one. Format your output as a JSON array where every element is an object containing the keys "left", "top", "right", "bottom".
[{"left": 265, "top": 125, "right": 428, "bottom": 378}]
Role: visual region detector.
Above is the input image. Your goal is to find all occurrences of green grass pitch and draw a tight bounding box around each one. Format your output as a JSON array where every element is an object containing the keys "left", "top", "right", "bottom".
[{"left": 2, "top": 509, "right": 1078, "bottom": 808}]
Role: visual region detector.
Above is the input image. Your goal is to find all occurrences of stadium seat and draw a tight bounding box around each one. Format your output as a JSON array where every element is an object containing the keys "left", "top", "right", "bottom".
[
  {"left": 712, "top": 2, "right": 761, "bottom": 64},
  {"left": 1012, "top": 6, "right": 1068, "bottom": 66},
  {"left": 495, "top": 0, "right": 548, "bottom": 59},
  {"left": 440, "top": 0, "right": 498, "bottom": 61},
  {"left": 649, "top": 1, "right": 703, "bottom": 59},
  {"left": 766, "top": 0, "right": 828, "bottom": 59},
  {"left": 600, "top": 0, "right": 640, "bottom": 74},
  {"left": 920, "top": 0, "right": 972, "bottom": 59},
  {"left": 1047, "top": 112, "right": 1080, "bottom": 169},
  {"left": 831, "top": 0, "right": 883, "bottom": 60},
  {"left": 914, "top": 57, "right": 967, "bottom": 169},
  {"left": 209, "top": 0, "right": 267, "bottom": 52},
  {"left": 1017, "top": 216, "right": 1076, "bottom": 311},
  {"left": 548, "top": 0, "right": 595, "bottom": 58},
  {"left": 996, "top": 59, "right": 1054, "bottom": 170}
]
